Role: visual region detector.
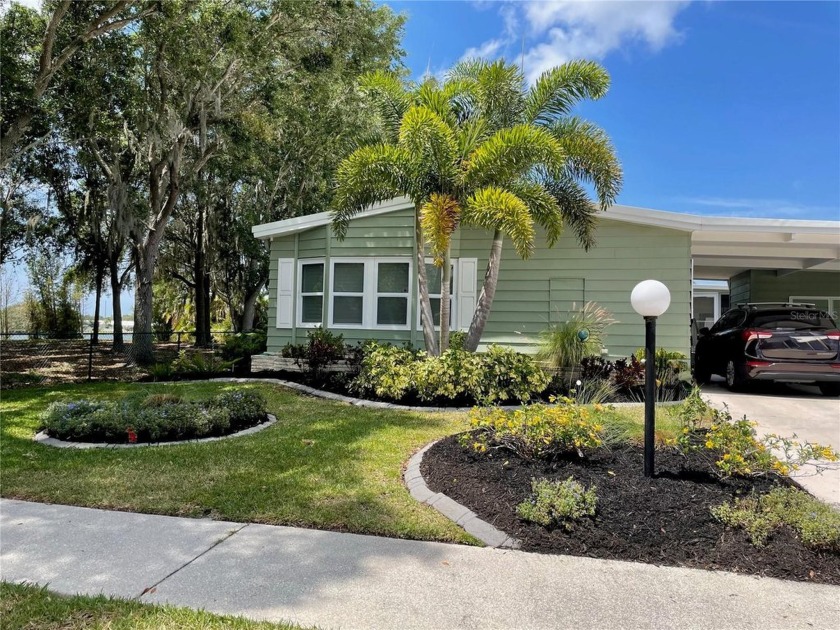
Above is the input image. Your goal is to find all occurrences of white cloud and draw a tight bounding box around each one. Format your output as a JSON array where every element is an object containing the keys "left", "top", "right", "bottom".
[
  {"left": 459, "top": 1, "right": 692, "bottom": 83},
  {"left": 677, "top": 196, "right": 839, "bottom": 219},
  {"left": 461, "top": 38, "right": 507, "bottom": 63}
]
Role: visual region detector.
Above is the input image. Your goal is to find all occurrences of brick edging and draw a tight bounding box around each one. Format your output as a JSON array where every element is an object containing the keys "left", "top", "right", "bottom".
[
  {"left": 34, "top": 414, "right": 277, "bottom": 450},
  {"left": 404, "top": 440, "right": 520, "bottom": 549}
]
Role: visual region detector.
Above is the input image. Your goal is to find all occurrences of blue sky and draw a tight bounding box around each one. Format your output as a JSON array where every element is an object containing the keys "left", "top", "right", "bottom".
[{"left": 388, "top": 0, "right": 840, "bottom": 221}]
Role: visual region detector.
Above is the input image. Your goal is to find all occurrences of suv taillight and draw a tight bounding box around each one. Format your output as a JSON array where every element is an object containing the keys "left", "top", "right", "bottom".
[
  {"left": 826, "top": 330, "right": 840, "bottom": 341},
  {"left": 742, "top": 329, "right": 773, "bottom": 343}
]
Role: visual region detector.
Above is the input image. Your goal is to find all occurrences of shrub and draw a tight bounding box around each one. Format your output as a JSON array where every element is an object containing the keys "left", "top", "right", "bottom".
[
  {"left": 612, "top": 355, "right": 644, "bottom": 390},
  {"left": 516, "top": 477, "right": 597, "bottom": 529},
  {"left": 537, "top": 301, "right": 617, "bottom": 369},
  {"left": 211, "top": 390, "right": 267, "bottom": 427},
  {"left": 463, "top": 401, "right": 604, "bottom": 460},
  {"left": 448, "top": 330, "right": 467, "bottom": 351},
  {"left": 571, "top": 376, "right": 619, "bottom": 405},
  {"left": 633, "top": 347, "right": 688, "bottom": 387},
  {"left": 579, "top": 356, "right": 615, "bottom": 381},
  {"left": 171, "top": 351, "right": 236, "bottom": 376},
  {"left": 220, "top": 331, "right": 267, "bottom": 362},
  {"left": 712, "top": 487, "right": 840, "bottom": 551},
  {"left": 146, "top": 362, "right": 173, "bottom": 382},
  {"left": 40, "top": 389, "right": 267, "bottom": 443},
  {"left": 281, "top": 328, "right": 348, "bottom": 375},
  {"left": 353, "top": 343, "right": 548, "bottom": 404},
  {"left": 675, "top": 387, "right": 839, "bottom": 478},
  {"left": 352, "top": 343, "right": 417, "bottom": 400}
]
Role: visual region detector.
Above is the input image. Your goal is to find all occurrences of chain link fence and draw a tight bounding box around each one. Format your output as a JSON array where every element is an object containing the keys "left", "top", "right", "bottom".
[{"left": 0, "top": 331, "right": 239, "bottom": 389}]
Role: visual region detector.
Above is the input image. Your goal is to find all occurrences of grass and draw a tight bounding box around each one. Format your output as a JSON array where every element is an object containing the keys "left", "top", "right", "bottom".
[
  {"left": 0, "top": 380, "right": 473, "bottom": 543},
  {"left": 0, "top": 380, "right": 676, "bottom": 545},
  {"left": 0, "top": 581, "right": 307, "bottom": 629}
]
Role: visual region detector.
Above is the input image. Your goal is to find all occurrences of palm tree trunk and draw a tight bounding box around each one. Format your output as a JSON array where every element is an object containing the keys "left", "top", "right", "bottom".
[
  {"left": 415, "top": 210, "right": 439, "bottom": 356},
  {"left": 439, "top": 247, "right": 451, "bottom": 352},
  {"left": 465, "top": 229, "right": 503, "bottom": 352}
]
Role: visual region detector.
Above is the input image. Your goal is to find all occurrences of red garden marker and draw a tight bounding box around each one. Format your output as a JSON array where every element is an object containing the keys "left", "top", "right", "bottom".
[{"left": 127, "top": 428, "right": 138, "bottom": 443}]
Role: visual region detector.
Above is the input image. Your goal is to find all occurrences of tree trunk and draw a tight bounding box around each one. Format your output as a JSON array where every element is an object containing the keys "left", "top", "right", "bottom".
[
  {"left": 415, "top": 210, "right": 439, "bottom": 356},
  {"left": 194, "top": 201, "right": 212, "bottom": 347},
  {"left": 109, "top": 257, "right": 124, "bottom": 352},
  {"left": 91, "top": 265, "right": 103, "bottom": 345},
  {"left": 241, "top": 287, "right": 260, "bottom": 332},
  {"left": 439, "top": 247, "right": 451, "bottom": 353},
  {"left": 465, "top": 229, "right": 503, "bottom": 352},
  {"left": 133, "top": 244, "right": 157, "bottom": 365}
]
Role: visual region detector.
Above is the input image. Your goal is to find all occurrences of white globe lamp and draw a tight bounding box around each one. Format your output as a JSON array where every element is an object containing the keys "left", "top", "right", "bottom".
[
  {"left": 631, "top": 279, "right": 671, "bottom": 478},
  {"left": 631, "top": 280, "right": 671, "bottom": 318}
]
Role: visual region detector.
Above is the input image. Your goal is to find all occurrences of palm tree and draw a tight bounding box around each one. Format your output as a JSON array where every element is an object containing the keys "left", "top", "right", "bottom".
[
  {"left": 332, "top": 59, "right": 621, "bottom": 354},
  {"left": 450, "top": 59, "right": 623, "bottom": 351},
  {"left": 332, "top": 72, "right": 565, "bottom": 354}
]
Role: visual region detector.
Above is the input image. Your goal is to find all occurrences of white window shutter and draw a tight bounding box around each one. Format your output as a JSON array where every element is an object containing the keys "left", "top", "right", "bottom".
[
  {"left": 276, "top": 258, "right": 294, "bottom": 328},
  {"left": 457, "top": 258, "right": 478, "bottom": 331}
]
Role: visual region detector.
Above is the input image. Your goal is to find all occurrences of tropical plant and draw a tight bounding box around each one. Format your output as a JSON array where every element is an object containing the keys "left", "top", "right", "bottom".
[
  {"left": 332, "top": 58, "right": 621, "bottom": 354},
  {"left": 538, "top": 301, "right": 617, "bottom": 369}
]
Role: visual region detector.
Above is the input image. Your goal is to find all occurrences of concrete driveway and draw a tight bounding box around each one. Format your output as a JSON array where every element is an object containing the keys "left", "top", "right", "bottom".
[{"left": 702, "top": 379, "right": 840, "bottom": 508}]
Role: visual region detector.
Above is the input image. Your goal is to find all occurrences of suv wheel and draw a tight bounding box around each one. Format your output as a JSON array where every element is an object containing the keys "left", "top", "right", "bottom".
[
  {"left": 725, "top": 359, "right": 745, "bottom": 392},
  {"left": 818, "top": 383, "right": 840, "bottom": 397}
]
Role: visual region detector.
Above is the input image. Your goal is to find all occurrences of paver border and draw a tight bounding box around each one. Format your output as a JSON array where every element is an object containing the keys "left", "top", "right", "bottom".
[
  {"left": 209, "top": 377, "right": 679, "bottom": 412},
  {"left": 404, "top": 440, "right": 520, "bottom": 549},
  {"left": 34, "top": 414, "right": 277, "bottom": 449}
]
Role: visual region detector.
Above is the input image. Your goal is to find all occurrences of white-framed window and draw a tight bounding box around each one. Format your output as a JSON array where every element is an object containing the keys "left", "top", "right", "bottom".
[
  {"left": 418, "top": 260, "right": 457, "bottom": 330},
  {"left": 297, "top": 259, "right": 324, "bottom": 328},
  {"left": 328, "top": 257, "right": 413, "bottom": 329},
  {"left": 375, "top": 260, "right": 411, "bottom": 328}
]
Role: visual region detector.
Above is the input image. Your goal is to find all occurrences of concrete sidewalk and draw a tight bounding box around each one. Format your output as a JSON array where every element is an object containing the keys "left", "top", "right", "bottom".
[{"left": 1, "top": 499, "right": 838, "bottom": 630}]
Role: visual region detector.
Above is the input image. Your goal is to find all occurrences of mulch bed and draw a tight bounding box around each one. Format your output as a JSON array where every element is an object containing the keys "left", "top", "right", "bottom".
[{"left": 422, "top": 434, "right": 840, "bottom": 584}]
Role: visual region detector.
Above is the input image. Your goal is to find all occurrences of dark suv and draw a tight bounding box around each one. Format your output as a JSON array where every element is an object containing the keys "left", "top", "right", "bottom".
[{"left": 693, "top": 302, "right": 840, "bottom": 396}]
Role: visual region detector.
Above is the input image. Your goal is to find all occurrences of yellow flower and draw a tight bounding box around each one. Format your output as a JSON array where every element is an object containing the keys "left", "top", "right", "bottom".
[{"left": 705, "top": 440, "right": 714, "bottom": 449}]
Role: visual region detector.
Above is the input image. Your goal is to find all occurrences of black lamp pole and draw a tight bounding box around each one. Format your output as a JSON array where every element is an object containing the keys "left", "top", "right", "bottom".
[{"left": 644, "top": 315, "right": 656, "bottom": 477}]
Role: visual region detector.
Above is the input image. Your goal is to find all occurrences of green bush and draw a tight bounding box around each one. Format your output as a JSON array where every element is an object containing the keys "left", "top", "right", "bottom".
[
  {"left": 220, "top": 331, "right": 267, "bottom": 362},
  {"left": 516, "top": 477, "right": 597, "bottom": 529},
  {"left": 463, "top": 401, "right": 604, "bottom": 460},
  {"left": 171, "top": 351, "right": 236, "bottom": 376},
  {"left": 210, "top": 390, "right": 267, "bottom": 426},
  {"left": 40, "top": 389, "right": 268, "bottom": 444},
  {"left": 281, "top": 327, "right": 347, "bottom": 374},
  {"left": 352, "top": 343, "right": 548, "bottom": 404},
  {"left": 712, "top": 487, "right": 840, "bottom": 551}
]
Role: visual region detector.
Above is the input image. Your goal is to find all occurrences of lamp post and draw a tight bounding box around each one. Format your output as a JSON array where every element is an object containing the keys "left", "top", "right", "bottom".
[{"left": 631, "top": 280, "right": 671, "bottom": 477}]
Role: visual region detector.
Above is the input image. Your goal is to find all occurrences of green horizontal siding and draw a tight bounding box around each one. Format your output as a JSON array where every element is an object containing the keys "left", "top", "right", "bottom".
[
  {"left": 748, "top": 270, "right": 840, "bottom": 303},
  {"left": 263, "top": 212, "right": 693, "bottom": 358},
  {"left": 461, "top": 219, "right": 692, "bottom": 358},
  {"left": 332, "top": 208, "right": 415, "bottom": 256},
  {"left": 728, "top": 271, "right": 751, "bottom": 306},
  {"left": 298, "top": 226, "right": 327, "bottom": 258}
]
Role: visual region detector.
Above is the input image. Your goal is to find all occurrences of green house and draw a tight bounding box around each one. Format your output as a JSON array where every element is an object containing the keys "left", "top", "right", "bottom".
[{"left": 251, "top": 197, "right": 840, "bottom": 364}]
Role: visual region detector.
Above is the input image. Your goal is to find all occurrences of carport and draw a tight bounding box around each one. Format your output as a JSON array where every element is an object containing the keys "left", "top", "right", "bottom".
[{"left": 606, "top": 207, "right": 840, "bottom": 320}]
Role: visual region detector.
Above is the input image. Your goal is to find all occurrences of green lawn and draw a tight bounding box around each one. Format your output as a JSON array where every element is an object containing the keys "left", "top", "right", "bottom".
[
  {"left": 0, "top": 380, "right": 473, "bottom": 543},
  {"left": 0, "top": 380, "right": 680, "bottom": 545},
  {"left": 0, "top": 582, "right": 307, "bottom": 630}
]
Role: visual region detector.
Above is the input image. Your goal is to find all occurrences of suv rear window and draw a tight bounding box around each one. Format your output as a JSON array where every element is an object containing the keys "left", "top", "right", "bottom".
[{"left": 749, "top": 309, "right": 836, "bottom": 330}]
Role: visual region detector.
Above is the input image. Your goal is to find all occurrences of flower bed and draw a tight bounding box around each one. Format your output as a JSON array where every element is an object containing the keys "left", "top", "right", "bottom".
[
  {"left": 40, "top": 390, "right": 268, "bottom": 444},
  {"left": 420, "top": 393, "right": 840, "bottom": 583}
]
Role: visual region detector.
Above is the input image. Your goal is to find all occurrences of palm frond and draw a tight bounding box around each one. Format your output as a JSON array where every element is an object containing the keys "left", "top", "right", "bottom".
[
  {"left": 547, "top": 116, "right": 623, "bottom": 210},
  {"left": 508, "top": 180, "right": 564, "bottom": 246},
  {"left": 331, "top": 144, "right": 409, "bottom": 239},
  {"left": 541, "top": 175, "right": 599, "bottom": 251},
  {"left": 420, "top": 193, "right": 461, "bottom": 266},
  {"left": 462, "top": 186, "right": 535, "bottom": 259},
  {"left": 448, "top": 59, "right": 525, "bottom": 131},
  {"left": 359, "top": 71, "right": 413, "bottom": 143},
  {"left": 398, "top": 105, "right": 459, "bottom": 187},
  {"left": 465, "top": 124, "right": 565, "bottom": 189},
  {"left": 525, "top": 60, "right": 610, "bottom": 125}
]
